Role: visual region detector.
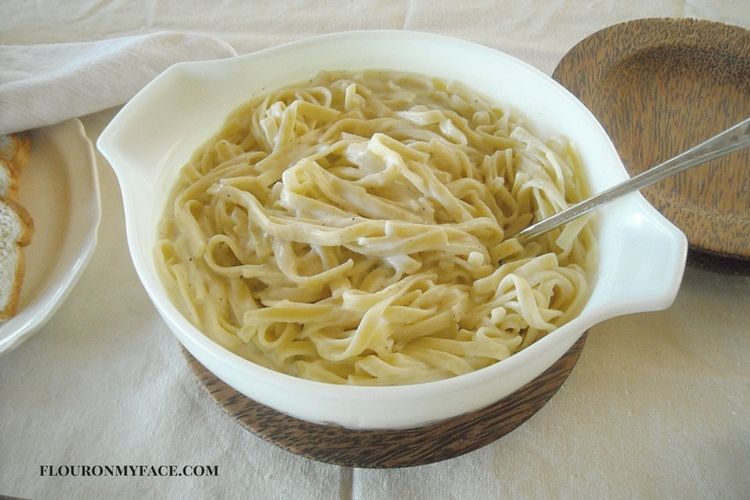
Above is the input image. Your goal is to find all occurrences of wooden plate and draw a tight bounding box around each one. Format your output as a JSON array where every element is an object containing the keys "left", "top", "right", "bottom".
[
  {"left": 183, "top": 333, "right": 587, "bottom": 468},
  {"left": 553, "top": 18, "right": 750, "bottom": 265}
]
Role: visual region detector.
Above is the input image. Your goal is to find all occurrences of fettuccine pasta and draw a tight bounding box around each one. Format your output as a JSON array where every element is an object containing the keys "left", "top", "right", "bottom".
[{"left": 157, "top": 70, "right": 595, "bottom": 385}]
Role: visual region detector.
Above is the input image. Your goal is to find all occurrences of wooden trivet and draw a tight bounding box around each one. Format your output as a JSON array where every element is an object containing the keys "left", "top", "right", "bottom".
[
  {"left": 182, "top": 332, "right": 587, "bottom": 468},
  {"left": 687, "top": 248, "right": 750, "bottom": 276},
  {"left": 553, "top": 18, "right": 750, "bottom": 263}
]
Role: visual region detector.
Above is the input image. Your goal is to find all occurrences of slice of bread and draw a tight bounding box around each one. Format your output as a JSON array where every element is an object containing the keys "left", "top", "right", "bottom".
[
  {"left": 0, "top": 159, "right": 18, "bottom": 198},
  {"left": 0, "top": 196, "right": 33, "bottom": 320},
  {"left": 0, "top": 132, "right": 33, "bottom": 320},
  {"left": 0, "top": 132, "right": 30, "bottom": 198},
  {"left": 0, "top": 133, "right": 31, "bottom": 173}
]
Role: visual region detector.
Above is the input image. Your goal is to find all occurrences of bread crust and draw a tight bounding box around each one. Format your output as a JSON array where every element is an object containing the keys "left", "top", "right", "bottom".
[
  {"left": 0, "top": 195, "right": 33, "bottom": 246},
  {"left": 0, "top": 159, "right": 19, "bottom": 198},
  {"left": 0, "top": 194, "right": 34, "bottom": 321},
  {"left": 0, "top": 132, "right": 32, "bottom": 172},
  {"left": 0, "top": 238, "right": 25, "bottom": 321}
]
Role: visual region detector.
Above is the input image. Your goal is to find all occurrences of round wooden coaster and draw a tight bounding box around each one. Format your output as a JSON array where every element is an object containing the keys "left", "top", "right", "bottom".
[
  {"left": 687, "top": 248, "right": 750, "bottom": 276},
  {"left": 552, "top": 18, "right": 750, "bottom": 262},
  {"left": 182, "top": 332, "right": 587, "bottom": 468}
]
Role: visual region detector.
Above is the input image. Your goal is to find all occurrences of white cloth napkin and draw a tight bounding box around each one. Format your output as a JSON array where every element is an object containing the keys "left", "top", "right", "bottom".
[{"left": 0, "top": 32, "right": 236, "bottom": 135}]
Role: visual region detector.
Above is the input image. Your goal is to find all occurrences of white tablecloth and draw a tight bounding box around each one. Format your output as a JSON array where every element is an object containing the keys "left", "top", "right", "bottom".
[{"left": 2, "top": 2, "right": 749, "bottom": 498}]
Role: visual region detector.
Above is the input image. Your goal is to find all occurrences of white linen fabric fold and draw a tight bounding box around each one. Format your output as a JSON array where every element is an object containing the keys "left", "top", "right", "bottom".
[{"left": 0, "top": 32, "right": 236, "bottom": 135}]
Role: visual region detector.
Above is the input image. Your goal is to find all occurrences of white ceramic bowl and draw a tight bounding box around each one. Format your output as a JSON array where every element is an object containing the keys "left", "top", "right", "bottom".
[{"left": 98, "top": 30, "right": 687, "bottom": 430}]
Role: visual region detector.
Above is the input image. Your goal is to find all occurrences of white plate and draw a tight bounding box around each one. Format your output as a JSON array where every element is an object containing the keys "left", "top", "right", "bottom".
[{"left": 0, "top": 119, "right": 101, "bottom": 355}]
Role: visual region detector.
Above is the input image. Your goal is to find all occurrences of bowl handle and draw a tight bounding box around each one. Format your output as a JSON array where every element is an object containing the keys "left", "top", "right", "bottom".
[{"left": 589, "top": 198, "right": 688, "bottom": 319}]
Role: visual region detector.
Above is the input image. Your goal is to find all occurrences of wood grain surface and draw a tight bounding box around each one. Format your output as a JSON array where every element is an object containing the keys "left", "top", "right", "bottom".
[
  {"left": 553, "top": 18, "right": 750, "bottom": 264},
  {"left": 183, "top": 332, "right": 587, "bottom": 468}
]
